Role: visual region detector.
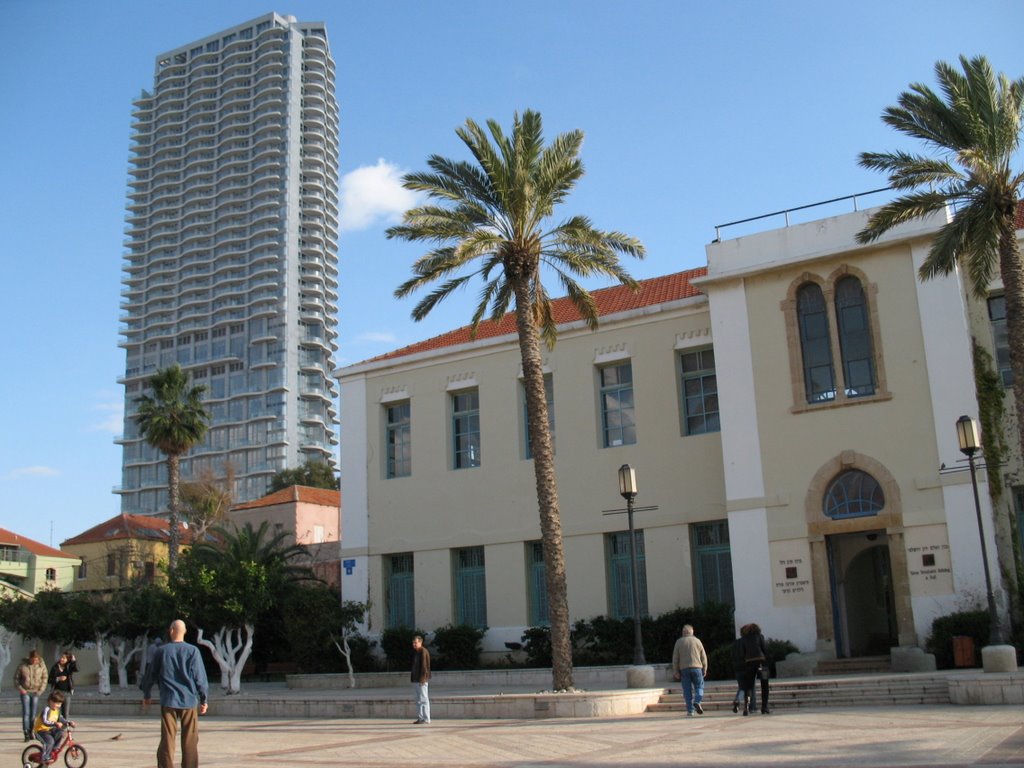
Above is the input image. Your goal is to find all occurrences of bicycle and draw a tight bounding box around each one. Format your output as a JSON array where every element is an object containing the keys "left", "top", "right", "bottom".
[{"left": 20, "top": 725, "right": 87, "bottom": 768}]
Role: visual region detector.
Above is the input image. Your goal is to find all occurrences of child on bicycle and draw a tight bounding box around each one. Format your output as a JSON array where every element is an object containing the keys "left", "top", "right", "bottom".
[{"left": 34, "top": 690, "right": 75, "bottom": 764}]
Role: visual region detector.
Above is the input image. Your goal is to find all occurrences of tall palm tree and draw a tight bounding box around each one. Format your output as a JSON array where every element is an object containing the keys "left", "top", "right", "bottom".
[
  {"left": 858, "top": 57, "right": 1024, "bottom": 450},
  {"left": 388, "top": 110, "right": 645, "bottom": 690},
  {"left": 134, "top": 364, "right": 210, "bottom": 571}
]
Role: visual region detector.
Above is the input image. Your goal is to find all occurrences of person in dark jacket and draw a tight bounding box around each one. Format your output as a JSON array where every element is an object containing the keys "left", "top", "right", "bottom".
[
  {"left": 49, "top": 650, "right": 78, "bottom": 718},
  {"left": 738, "top": 622, "right": 770, "bottom": 715},
  {"left": 410, "top": 635, "right": 431, "bottom": 724}
]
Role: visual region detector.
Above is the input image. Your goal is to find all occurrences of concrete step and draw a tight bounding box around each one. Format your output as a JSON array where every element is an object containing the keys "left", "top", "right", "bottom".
[
  {"left": 650, "top": 673, "right": 951, "bottom": 712},
  {"left": 815, "top": 655, "right": 891, "bottom": 675}
]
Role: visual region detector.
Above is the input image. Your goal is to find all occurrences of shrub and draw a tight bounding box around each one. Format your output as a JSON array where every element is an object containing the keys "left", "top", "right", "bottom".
[
  {"left": 432, "top": 624, "right": 486, "bottom": 669},
  {"left": 379, "top": 627, "right": 425, "bottom": 671},
  {"left": 926, "top": 609, "right": 989, "bottom": 669},
  {"left": 765, "top": 637, "right": 799, "bottom": 677},
  {"left": 521, "top": 626, "right": 552, "bottom": 667}
]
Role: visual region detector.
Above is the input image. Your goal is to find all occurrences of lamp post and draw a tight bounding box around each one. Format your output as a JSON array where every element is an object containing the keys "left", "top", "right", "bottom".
[
  {"left": 956, "top": 415, "right": 1005, "bottom": 645},
  {"left": 617, "top": 464, "right": 647, "bottom": 665}
]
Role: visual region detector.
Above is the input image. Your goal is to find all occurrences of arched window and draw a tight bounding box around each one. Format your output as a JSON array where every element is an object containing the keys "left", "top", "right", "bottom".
[
  {"left": 835, "top": 276, "right": 876, "bottom": 397},
  {"left": 823, "top": 470, "right": 884, "bottom": 519},
  {"left": 797, "top": 283, "right": 835, "bottom": 402}
]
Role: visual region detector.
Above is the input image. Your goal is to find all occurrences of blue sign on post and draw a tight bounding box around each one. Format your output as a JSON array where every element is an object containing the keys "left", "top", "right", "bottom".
[{"left": 342, "top": 558, "right": 356, "bottom": 575}]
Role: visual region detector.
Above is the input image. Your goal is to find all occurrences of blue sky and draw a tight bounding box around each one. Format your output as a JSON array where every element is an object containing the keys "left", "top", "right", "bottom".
[{"left": 2, "top": 0, "right": 1021, "bottom": 547}]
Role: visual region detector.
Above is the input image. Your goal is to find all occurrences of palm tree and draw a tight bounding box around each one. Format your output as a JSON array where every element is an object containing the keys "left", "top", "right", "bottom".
[
  {"left": 858, "top": 57, "right": 1024, "bottom": 448},
  {"left": 134, "top": 364, "right": 210, "bottom": 571},
  {"left": 388, "top": 110, "right": 645, "bottom": 690}
]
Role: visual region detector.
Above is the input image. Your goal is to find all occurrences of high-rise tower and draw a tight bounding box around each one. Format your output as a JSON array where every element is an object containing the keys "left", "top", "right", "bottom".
[{"left": 117, "top": 13, "right": 339, "bottom": 514}]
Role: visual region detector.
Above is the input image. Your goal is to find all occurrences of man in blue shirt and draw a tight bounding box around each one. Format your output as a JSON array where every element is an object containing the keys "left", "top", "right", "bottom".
[{"left": 141, "top": 619, "right": 209, "bottom": 768}]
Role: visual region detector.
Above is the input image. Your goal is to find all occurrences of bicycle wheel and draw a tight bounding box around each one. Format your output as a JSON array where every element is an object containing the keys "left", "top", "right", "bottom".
[
  {"left": 64, "top": 745, "right": 87, "bottom": 768},
  {"left": 21, "top": 745, "right": 42, "bottom": 765}
]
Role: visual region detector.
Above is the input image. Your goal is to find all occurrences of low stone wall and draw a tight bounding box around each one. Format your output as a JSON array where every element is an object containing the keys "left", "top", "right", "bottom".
[
  {"left": 287, "top": 664, "right": 674, "bottom": 691},
  {"left": 949, "top": 673, "right": 1024, "bottom": 705}
]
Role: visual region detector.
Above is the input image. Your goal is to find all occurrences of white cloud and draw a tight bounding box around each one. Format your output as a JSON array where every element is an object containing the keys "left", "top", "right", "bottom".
[
  {"left": 339, "top": 159, "right": 419, "bottom": 232},
  {"left": 89, "top": 402, "right": 124, "bottom": 434},
  {"left": 8, "top": 466, "right": 59, "bottom": 479},
  {"left": 355, "top": 331, "right": 399, "bottom": 344}
]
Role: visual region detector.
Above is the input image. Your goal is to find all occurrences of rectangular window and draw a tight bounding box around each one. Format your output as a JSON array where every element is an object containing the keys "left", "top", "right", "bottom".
[
  {"left": 452, "top": 390, "right": 481, "bottom": 469},
  {"left": 524, "top": 375, "right": 555, "bottom": 459},
  {"left": 606, "top": 531, "right": 648, "bottom": 619},
  {"left": 680, "top": 348, "right": 720, "bottom": 435},
  {"left": 386, "top": 553, "right": 415, "bottom": 629},
  {"left": 77, "top": 557, "right": 87, "bottom": 580},
  {"left": 988, "top": 295, "right": 1013, "bottom": 387},
  {"left": 691, "top": 520, "right": 735, "bottom": 606},
  {"left": 106, "top": 553, "right": 116, "bottom": 577},
  {"left": 144, "top": 561, "right": 156, "bottom": 582},
  {"left": 386, "top": 401, "right": 411, "bottom": 478},
  {"left": 600, "top": 362, "right": 636, "bottom": 447},
  {"left": 526, "top": 541, "right": 549, "bottom": 626},
  {"left": 453, "top": 546, "right": 487, "bottom": 627}
]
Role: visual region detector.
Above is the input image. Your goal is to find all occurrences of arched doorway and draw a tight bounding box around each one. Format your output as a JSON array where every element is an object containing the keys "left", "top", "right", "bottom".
[
  {"left": 827, "top": 530, "right": 898, "bottom": 657},
  {"left": 806, "top": 452, "right": 915, "bottom": 656}
]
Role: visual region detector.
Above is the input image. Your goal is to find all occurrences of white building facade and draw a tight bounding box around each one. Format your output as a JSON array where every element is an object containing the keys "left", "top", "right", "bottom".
[
  {"left": 337, "top": 206, "right": 1011, "bottom": 659},
  {"left": 118, "top": 13, "right": 339, "bottom": 513}
]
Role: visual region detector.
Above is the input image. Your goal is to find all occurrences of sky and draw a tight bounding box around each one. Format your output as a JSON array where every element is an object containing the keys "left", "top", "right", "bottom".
[{"left": 1, "top": 0, "right": 1021, "bottom": 547}]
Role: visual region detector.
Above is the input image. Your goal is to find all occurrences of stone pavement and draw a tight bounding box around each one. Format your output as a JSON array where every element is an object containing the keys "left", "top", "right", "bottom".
[{"left": 6, "top": 704, "right": 1024, "bottom": 767}]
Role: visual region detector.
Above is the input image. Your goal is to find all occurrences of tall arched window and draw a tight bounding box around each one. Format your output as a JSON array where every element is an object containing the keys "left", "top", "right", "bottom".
[
  {"left": 835, "top": 276, "right": 876, "bottom": 397},
  {"left": 823, "top": 469, "right": 884, "bottom": 519},
  {"left": 797, "top": 283, "right": 835, "bottom": 402}
]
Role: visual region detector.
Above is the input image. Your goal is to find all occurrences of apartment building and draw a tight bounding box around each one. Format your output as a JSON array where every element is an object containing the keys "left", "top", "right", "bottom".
[{"left": 117, "top": 13, "right": 339, "bottom": 514}]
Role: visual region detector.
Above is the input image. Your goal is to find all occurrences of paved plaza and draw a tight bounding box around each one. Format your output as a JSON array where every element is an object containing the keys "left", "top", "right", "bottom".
[{"left": 5, "top": 705, "right": 1024, "bottom": 767}]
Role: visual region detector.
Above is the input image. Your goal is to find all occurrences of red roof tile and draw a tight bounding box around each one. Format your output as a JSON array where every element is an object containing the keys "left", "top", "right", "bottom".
[
  {"left": 368, "top": 268, "right": 707, "bottom": 364},
  {"left": 232, "top": 485, "right": 340, "bottom": 511},
  {"left": 61, "top": 513, "right": 186, "bottom": 546},
  {"left": 0, "top": 528, "right": 77, "bottom": 559}
]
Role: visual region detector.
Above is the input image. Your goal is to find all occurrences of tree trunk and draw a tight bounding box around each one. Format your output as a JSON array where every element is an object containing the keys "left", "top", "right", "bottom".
[
  {"left": 196, "top": 624, "right": 254, "bottom": 695},
  {"left": 167, "top": 454, "right": 181, "bottom": 571},
  {"left": 111, "top": 637, "right": 145, "bottom": 689},
  {"left": 513, "top": 281, "right": 574, "bottom": 691},
  {"left": 0, "top": 626, "right": 13, "bottom": 692},
  {"left": 997, "top": 222, "right": 1024, "bottom": 630},
  {"left": 94, "top": 634, "right": 112, "bottom": 695}
]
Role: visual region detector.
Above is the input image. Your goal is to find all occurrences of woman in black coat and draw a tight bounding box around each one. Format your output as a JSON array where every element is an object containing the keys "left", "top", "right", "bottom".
[
  {"left": 738, "top": 623, "right": 770, "bottom": 715},
  {"left": 49, "top": 650, "right": 78, "bottom": 718}
]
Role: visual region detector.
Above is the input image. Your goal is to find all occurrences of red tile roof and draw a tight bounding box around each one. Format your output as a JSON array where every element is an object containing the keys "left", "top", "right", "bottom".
[
  {"left": 232, "top": 485, "right": 340, "bottom": 511},
  {"left": 368, "top": 268, "right": 707, "bottom": 364},
  {"left": 0, "top": 528, "right": 78, "bottom": 559},
  {"left": 61, "top": 513, "right": 185, "bottom": 547}
]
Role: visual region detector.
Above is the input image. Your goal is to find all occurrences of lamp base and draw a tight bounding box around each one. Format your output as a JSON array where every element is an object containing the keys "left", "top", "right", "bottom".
[
  {"left": 625, "top": 665, "right": 655, "bottom": 688},
  {"left": 981, "top": 644, "right": 1018, "bottom": 673}
]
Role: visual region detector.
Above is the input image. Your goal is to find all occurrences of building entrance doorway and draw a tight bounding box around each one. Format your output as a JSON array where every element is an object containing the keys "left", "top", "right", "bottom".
[{"left": 827, "top": 530, "right": 897, "bottom": 657}]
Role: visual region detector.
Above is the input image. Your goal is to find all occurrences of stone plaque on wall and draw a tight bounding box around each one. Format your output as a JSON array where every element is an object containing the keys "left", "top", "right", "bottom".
[
  {"left": 770, "top": 539, "right": 814, "bottom": 605},
  {"left": 904, "top": 525, "right": 953, "bottom": 596}
]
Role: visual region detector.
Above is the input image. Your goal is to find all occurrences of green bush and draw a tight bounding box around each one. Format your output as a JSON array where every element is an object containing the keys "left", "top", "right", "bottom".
[
  {"left": 432, "top": 624, "right": 486, "bottom": 669},
  {"left": 765, "top": 637, "right": 799, "bottom": 677},
  {"left": 379, "top": 627, "right": 425, "bottom": 671},
  {"left": 926, "top": 609, "right": 989, "bottom": 669},
  {"left": 521, "top": 626, "right": 552, "bottom": 667}
]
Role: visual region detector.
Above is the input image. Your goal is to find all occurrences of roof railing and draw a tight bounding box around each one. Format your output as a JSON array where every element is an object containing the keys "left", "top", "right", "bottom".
[{"left": 714, "top": 187, "right": 891, "bottom": 242}]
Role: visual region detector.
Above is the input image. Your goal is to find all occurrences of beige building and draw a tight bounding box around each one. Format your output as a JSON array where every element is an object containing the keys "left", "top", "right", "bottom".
[
  {"left": 61, "top": 513, "right": 187, "bottom": 590},
  {"left": 337, "top": 203, "right": 1022, "bottom": 660}
]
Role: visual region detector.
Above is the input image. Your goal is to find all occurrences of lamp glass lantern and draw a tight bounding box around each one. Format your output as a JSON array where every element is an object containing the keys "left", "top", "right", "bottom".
[
  {"left": 956, "top": 414, "right": 980, "bottom": 456},
  {"left": 618, "top": 464, "right": 638, "bottom": 500}
]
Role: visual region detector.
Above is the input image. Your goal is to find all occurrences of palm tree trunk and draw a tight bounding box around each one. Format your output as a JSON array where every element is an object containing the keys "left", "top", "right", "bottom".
[
  {"left": 513, "top": 282, "right": 574, "bottom": 691},
  {"left": 997, "top": 224, "right": 1024, "bottom": 629},
  {"left": 167, "top": 454, "right": 181, "bottom": 571}
]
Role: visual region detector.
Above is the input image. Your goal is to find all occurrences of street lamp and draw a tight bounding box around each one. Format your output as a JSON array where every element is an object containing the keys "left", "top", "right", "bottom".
[
  {"left": 617, "top": 464, "right": 647, "bottom": 665},
  {"left": 956, "top": 415, "right": 1005, "bottom": 645}
]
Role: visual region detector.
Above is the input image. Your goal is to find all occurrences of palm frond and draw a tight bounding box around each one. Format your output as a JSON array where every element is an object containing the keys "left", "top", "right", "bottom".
[
  {"left": 855, "top": 190, "right": 951, "bottom": 243},
  {"left": 857, "top": 151, "right": 961, "bottom": 189},
  {"left": 921, "top": 198, "right": 1003, "bottom": 295}
]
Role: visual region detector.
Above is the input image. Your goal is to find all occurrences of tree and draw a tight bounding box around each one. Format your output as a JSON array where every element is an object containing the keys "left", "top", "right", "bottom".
[
  {"left": 170, "top": 521, "right": 313, "bottom": 693},
  {"left": 0, "top": 596, "right": 30, "bottom": 691},
  {"left": 267, "top": 460, "right": 339, "bottom": 492},
  {"left": 388, "top": 110, "right": 645, "bottom": 690},
  {"left": 181, "top": 464, "right": 235, "bottom": 539},
  {"left": 134, "top": 365, "right": 211, "bottom": 571},
  {"left": 857, "top": 56, "right": 1024, "bottom": 622}
]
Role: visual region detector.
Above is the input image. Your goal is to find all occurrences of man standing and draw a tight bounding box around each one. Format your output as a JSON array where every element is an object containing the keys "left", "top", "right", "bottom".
[
  {"left": 671, "top": 624, "right": 708, "bottom": 717},
  {"left": 14, "top": 649, "right": 48, "bottom": 741},
  {"left": 141, "top": 619, "right": 209, "bottom": 768},
  {"left": 410, "top": 634, "right": 431, "bottom": 724}
]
